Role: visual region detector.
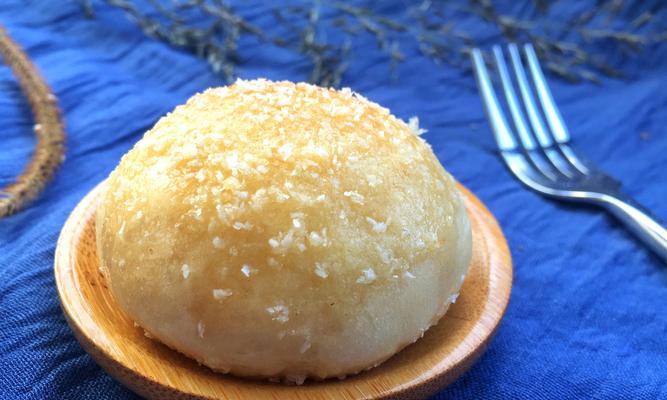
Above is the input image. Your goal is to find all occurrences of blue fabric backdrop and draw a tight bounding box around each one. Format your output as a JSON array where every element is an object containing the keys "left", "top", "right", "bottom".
[{"left": 1, "top": 1, "right": 666, "bottom": 399}]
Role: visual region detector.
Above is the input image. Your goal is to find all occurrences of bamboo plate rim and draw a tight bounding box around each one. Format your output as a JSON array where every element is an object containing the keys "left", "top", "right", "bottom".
[{"left": 55, "top": 181, "right": 512, "bottom": 400}]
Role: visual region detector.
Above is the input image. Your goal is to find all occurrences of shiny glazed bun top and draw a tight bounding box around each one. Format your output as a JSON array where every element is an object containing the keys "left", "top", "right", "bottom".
[{"left": 96, "top": 79, "right": 471, "bottom": 384}]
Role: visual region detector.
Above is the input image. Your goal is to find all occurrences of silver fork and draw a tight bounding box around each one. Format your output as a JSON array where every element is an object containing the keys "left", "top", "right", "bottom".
[{"left": 471, "top": 43, "right": 667, "bottom": 263}]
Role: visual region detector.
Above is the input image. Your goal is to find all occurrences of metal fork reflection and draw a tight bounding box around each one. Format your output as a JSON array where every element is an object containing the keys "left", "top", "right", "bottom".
[{"left": 471, "top": 43, "right": 667, "bottom": 263}]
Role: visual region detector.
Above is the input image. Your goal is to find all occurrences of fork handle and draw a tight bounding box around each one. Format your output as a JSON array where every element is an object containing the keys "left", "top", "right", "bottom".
[{"left": 600, "top": 195, "right": 667, "bottom": 263}]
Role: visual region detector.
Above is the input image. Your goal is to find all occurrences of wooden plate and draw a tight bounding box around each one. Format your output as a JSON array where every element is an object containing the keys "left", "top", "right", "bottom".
[{"left": 55, "top": 182, "right": 512, "bottom": 400}]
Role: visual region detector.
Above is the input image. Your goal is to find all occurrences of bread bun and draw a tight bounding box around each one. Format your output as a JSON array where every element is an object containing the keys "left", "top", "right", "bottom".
[{"left": 96, "top": 79, "right": 471, "bottom": 384}]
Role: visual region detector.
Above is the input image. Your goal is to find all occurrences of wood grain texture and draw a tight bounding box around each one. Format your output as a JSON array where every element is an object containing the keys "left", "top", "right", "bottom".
[{"left": 55, "top": 182, "right": 512, "bottom": 400}]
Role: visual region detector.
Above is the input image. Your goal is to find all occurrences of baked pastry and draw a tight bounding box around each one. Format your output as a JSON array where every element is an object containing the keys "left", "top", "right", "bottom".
[{"left": 96, "top": 79, "right": 471, "bottom": 384}]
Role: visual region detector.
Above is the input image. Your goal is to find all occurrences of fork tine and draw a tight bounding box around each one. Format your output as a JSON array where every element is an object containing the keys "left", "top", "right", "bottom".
[
  {"left": 492, "top": 46, "right": 559, "bottom": 181},
  {"left": 507, "top": 43, "right": 578, "bottom": 178},
  {"left": 491, "top": 46, "right": 536, "bottom": 151},
  {"left": 523, "top": 44, "right": 590, "bottom": 174},
  {"left": 471, "top": 48, "right": 556, "bottom": 190},
  {"left": 470, "top": 48, "right": 516, "bottom": 151},
  {"left": 523, "top": 44, "right": 569, "bottom": 143},
  {"left": 507, "top": 44, "right": 552, "bottom": 148}
]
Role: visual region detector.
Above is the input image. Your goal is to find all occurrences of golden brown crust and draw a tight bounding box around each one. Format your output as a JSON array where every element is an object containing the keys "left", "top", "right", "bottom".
[{"left": 97, "top": 79, "right": 471, "bottom": 383}]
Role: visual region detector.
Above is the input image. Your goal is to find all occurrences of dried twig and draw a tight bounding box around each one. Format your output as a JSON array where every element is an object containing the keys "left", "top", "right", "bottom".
[
  {"left": 0, "top": 25, "right": 65, "bottom": 217},
  {"left": 79, "top": 0, "right": 667, "bottom": 85}
]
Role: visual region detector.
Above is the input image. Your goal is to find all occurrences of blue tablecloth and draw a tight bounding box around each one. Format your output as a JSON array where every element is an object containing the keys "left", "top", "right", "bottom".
[{"left": 1, "top": 1, "right": 666, "bottom": 399}]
